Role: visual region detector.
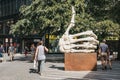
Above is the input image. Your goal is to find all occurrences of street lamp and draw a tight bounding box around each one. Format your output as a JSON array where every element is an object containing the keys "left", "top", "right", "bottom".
[
  {"left": 5, "top": 38, "right": 8, "bottom": 53},
  {"left": 19, "top": 25, "right": 23, "bottom": 54}
]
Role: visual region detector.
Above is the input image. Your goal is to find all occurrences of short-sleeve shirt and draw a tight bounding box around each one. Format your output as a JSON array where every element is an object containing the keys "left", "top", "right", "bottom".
[
  {"left": 0, "top": 47, "right": 4, "bottom": 53},
  {"left": 99, "top": 43, "right": 108, "bottom": 53},
  {"left": 9, "top": 46, "right": 14, "bottom": 52}
]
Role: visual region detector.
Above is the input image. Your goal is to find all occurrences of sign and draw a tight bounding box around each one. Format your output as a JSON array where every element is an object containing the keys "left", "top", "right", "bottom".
[
  {"left": 5, "top": 38, "right": 8, "bottom": 42},
  {"left": 10, "top": 38, "right": 13, "bottom": 43},
  {"left": 34, "top": 39, "right": 40, "bottom": 42},
  {"left": 46, "top": 34, "right": 57, "bottom": 39}
]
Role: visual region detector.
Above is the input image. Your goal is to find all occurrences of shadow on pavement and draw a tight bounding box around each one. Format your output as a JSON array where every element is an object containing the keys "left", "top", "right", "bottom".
[
  {"left": 49, "top": 64, "right": 64, "bottom": 70},
  {"left": 10, "top": 54, "right": 33, "bottom": 62},
  {"left": 46, "top": 59, "right": 64, "bottom": 63},
  {"left": 29, "top": 68, "right": 37, "bottom": 73},
  {"left": 13, "top": 57, "right": 30, "bottom": 61},
  {"left": 63, "top": 78, "right": 83, "bottom": 80},
  {"left": 83, "top": 61, "right": 120, "bottom": 79}
]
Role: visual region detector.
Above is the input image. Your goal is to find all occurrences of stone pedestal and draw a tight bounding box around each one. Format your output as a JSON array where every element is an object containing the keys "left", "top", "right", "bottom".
[{"left": 64, "top": 53, "right": 97, "bottom": 71}]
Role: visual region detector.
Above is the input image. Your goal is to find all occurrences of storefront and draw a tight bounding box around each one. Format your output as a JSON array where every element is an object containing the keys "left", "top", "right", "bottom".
[
  {"left": 45, "top": 34, "right": 60, "bottom": 53},
  {"left": 0, "top": 0, "right": 32, "bottom": 53},
  {"left": 22, "top": 35, "right": 42, "bottom": 51}
]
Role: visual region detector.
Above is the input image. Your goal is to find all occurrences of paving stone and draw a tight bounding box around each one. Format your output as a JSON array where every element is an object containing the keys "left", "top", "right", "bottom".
[{"left": 0, "top": 53, "right": 120, "bottom": 80}]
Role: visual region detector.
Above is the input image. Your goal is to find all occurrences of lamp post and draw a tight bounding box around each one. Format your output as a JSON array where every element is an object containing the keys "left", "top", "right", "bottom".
[
  {"left": 19, "top": 25, "right": 23, "bottom": 54},
  {"left": 5, "top": 38, "right": 8, "bottom": 53},
  {"left": 118, "top": 36, "right": 120, "bottom": 60}
]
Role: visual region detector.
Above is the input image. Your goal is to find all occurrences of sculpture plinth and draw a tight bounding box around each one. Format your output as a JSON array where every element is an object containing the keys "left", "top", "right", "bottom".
[{"left": 64, "top": 53, "right": 97, "bottom": 71}]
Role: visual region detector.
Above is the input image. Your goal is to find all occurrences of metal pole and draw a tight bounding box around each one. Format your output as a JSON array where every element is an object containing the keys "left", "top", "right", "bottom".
[
  {"left": 6, "top": 43, "right": 7, "bottom": 53},
  {"left": 5, "top": 38, "right": 8, "bottom": 53}
]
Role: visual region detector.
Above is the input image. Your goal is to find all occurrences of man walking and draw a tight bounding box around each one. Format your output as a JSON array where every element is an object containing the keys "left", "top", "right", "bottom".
[{"left": 99, "top": 39, "right": 110, "bottom": 70}]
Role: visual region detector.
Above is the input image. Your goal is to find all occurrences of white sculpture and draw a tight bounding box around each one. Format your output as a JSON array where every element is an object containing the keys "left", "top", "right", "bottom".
[{"left": 58, "top": 6, "right": 99, "bottom": 53}]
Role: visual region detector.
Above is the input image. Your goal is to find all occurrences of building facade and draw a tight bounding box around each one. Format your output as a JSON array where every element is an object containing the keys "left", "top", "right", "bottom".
[
  {"left": 0, "top": 0, "right": 60, "bottom": 53},
  {"left": 0, "top": 0, "right": 32, "bottom": 52}
]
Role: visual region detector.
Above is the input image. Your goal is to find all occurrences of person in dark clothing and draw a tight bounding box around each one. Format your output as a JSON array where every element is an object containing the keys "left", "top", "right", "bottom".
[
  {"left": 30, "top": 44, "right": 36, "bottom": 62},
  {"left": 0, "top": 44, "right": 5, "bottom": 62},
  {"left": 99, "top": 39, "right": 110, "bottom": 70},
  {"left": 24, "top": 46, "right": 29, "bottom": 57}
]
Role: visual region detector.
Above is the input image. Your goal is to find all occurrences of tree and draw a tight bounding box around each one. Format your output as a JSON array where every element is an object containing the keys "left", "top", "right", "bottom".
[
  {"left": 10, "top": 0, "right": 120, "bottom": 39},
  {"left": 94, "top": 20, "right": 120, "bottom": 40},
  {"left": 86, "top": 0, "right": 120, "bottom": 40},
  {"left": 10, "top": 0, "right": 96, "bottom": 36},
  {"left": 11, "top": 0, "right": 71, "bottom": 36}
]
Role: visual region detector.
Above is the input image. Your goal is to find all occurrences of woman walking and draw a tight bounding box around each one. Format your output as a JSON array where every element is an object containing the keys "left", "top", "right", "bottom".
[{"left": 34, "top": 41, "right": 48, "bottom": 75}]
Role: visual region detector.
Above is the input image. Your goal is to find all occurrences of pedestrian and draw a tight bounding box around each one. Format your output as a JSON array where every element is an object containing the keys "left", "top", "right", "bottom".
[
  {"left": 30, "top": 44, "right": 36, "bottom": 61},
  {"left": 34, "top": 41, "right": 48, "bottom": 75},
  {"left": 108, "top": 47, "right": 114, "bottom": 70},
  {"left": 8, "top": 43, "right": 16, "bottom": 61},
  {"left": 0, "top": 44, "right": 5, "bottom": 62},
  {"left": 98, "top": 39, "right": 110, "bottom": 70},
  {"left": 24, "top": 46, "right": 29, "bottom": 57}
]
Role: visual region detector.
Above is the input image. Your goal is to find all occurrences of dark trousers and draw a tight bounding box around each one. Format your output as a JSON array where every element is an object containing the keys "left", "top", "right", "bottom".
[{"left": 37, "top": 60, "right": 45, "bottom": 73}]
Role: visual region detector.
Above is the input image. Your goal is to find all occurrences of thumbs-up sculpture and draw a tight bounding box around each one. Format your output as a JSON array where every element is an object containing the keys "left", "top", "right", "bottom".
[{"left": 58, "top": 6, "right": 99, "bottom": 53}]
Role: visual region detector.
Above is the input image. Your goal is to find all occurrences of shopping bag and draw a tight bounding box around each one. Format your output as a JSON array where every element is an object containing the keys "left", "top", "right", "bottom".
[{"left": 33, "top": 60, "right": 37, "bottom": 69}]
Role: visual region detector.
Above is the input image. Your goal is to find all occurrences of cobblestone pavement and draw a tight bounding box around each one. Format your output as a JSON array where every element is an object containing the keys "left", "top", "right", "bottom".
[{"left": 0, "top": 53, "right": 120, "bottom": 80}]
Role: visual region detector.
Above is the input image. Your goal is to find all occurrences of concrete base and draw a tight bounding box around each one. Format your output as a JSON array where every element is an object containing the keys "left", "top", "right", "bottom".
[{"left": 64, "top": 53, "right": 97, "bottom": 71}]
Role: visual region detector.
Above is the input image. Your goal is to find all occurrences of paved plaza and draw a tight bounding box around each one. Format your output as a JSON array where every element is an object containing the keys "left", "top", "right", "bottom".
[{"left": 0, "top": 53, "right": 120, "bottom": 80}]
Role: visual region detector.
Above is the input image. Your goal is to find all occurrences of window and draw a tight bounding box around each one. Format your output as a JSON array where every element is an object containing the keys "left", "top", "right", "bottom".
[
  {"left": 0, "top": 0, "right": 32, "bottom": 17},
  {"left": 0, "top": 3, "right": 1, "bottom": 17}
]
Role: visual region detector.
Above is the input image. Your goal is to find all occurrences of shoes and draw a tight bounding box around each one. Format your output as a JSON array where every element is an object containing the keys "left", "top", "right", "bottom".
[
  {"left": 105, "top": 66, "right": 107, "bottom": 70},
  {"left": 110, "top": 67, "right": 112, "bottom": 70},
  {"left": 102, "top": 66, "right": 107, "bottom": 70},
  {"left": 40, "top": 73, "right": 41, "bottom": 75},
  {"left": 12, "top": 56, "right": 14, "bottom": 60},
  {"left": 102, "top": 67, "right": 105, "bottom": 70},
  {"left": 37, "top": 72, "right": 42, "bottom": 76}
]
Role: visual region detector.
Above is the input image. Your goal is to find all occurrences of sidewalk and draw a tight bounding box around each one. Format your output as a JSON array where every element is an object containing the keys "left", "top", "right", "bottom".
[
  {"left": 0, "top": 53, "right": 120, "bottom": 80},
  {"left": 37, "top": 61, "right": 120, "bottom": 80}
]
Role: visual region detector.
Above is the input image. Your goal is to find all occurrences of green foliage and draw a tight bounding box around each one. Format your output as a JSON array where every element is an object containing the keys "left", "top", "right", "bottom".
[
  {"left": 11, "top": 0, "right": 86, "bottom": 36},
  {"left": 110, "top": 1, "right": 120, "bottom": 24},
  {"left": 10, "top": 0, "right": 120, "bottom": 40},
  {"left": 10, "top": 19, "right": 33, "bottom": 36},
  {"left": 86, "top": 0, "right": 120, "bottom": 40},
  {"left": 94, "top": 20, "right": 120, "bottom": 40}
]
